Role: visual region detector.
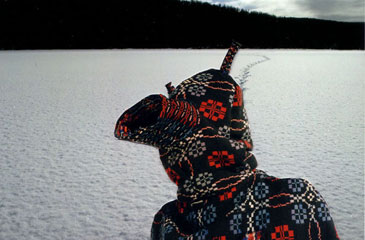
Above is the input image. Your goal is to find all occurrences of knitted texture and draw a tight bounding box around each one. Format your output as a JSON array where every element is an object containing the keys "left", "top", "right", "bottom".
[{"left": 114, "top": 52, "right": 339, "bottom": 240}]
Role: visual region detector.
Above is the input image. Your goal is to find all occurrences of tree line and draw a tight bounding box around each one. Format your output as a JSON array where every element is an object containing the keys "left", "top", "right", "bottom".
[{"left": 0, "top": 0, "right": 363, "bottom": 50}]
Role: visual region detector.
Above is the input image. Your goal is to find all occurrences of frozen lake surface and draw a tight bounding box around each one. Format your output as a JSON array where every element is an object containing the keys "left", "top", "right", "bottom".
[{"left": 0, "top": 49, "right": 364, "bottom": 239}]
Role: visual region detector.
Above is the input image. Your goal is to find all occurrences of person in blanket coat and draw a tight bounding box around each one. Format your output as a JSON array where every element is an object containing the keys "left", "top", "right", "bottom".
[{"left": 114, "top": 42, "right": 339, "bottom": 240}]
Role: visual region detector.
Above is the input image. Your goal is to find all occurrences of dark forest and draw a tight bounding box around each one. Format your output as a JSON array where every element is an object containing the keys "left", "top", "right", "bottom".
[{"left": 0, "top": 0, "right": 364, "bottom": 50}]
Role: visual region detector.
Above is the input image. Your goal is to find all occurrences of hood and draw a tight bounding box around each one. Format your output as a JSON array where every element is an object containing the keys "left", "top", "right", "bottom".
[{"left": 115, "top": 42, "right": 256, "bottom": 202}]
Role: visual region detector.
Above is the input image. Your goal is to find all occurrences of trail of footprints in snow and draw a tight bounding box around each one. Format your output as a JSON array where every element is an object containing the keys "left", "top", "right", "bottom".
[{"left": 237, "top": 55, "right": 270, "bottom": 89}]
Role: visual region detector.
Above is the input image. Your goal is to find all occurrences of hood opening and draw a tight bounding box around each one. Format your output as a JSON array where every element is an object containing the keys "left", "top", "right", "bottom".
[{"left": 115, "top": 95, "right": 162, "bottom": 138}]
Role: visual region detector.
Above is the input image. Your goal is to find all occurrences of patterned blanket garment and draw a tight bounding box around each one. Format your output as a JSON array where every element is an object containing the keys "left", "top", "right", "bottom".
[{"left": 114, "top": 46, "right": 339, "bottom": 240}]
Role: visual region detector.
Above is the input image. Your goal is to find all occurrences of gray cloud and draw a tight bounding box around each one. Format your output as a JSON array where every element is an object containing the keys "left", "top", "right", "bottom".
[
  {"left": 192, "top": 0, "right": 365, "bottom": 22},
  {"left": 211, "top": 0, "right": 237, "bottom": 3},
  {"left": 297, "top": 0, "right": 365, "bottom": 22}
]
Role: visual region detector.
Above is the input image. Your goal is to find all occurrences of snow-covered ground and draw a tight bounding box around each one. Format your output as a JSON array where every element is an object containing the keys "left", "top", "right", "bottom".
[{"left": 0, "top": 49, "right": 363, "bottom": 240}]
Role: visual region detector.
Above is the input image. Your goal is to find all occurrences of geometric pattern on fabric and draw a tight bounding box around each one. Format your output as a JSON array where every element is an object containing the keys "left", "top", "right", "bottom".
[
  {"left": 195, "top": 172, "right": 214, "bottom": 187},
  {"left": 186, "top": 211, "right": 198, "bottom": 225},
  {"left": 233, "top": 191, "right": 246, "bottom": 207},
  {"left": 291, "top": 204, "right": 308, "bottom": 224},
  {"left": 317, "top": 203, "right": 332, "bottom": 222},
  {"left": 254, "top": 182, "right": 269, "bottom": 200},
  {"left": 199, "top": 100, "right": 227, "bottom": 122},
  {"left": 255, "top": 209, "right": 270, "bottom": 230},
  {"left": 182, "top": 179, "right": 195, "bottom": 194},
  {"left": 241, "top": 108, "right": 252, "bottom": 143},
  {"left": 167, "top": 149, "right": 183, "bottom": 166},
  {"left": 188, "top": 84, "right": 207, "bottom": 97},
  {"left": 229, "top": 139, "right": 245, "bottom": 150},
  {"left": 188, "top": 140, "right": 207, "bottom": 158},
  {"left": 194, "top": 229, "right": 209, "bottom": 240},
  {"left": 229, "top": 213, "right": 242, "bottom": 234},
  {"left": 203, "top": 204, "right": 217, "bottom": 224},
  {"left": 195, "top": 72, "right": 213, "bottom": 82},
  {"left": 271, "top": 225, "right": 294, "bottom": 240},
  {"left": 218, "top": 125, "right": 230, "bottom": 138},
  {"left": 219, "top": 187, "right": 237, "bottom": 202},
  {"left": 288, "top": 179, "right": 304, "bottom": 193},
  {"left": 149, "top": 167, "right": 340, "bottom": 239},
  {"left": 208, "top": 151, "right": 235, "bottom": 168},
  {"left": 241, "top": 124, "right": 251, "bottom": 140}
]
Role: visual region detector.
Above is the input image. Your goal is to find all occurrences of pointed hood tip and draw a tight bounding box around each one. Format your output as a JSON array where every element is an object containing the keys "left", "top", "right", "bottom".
[{"left": 220, "top": 41, "right": 241, "bottom": 75}]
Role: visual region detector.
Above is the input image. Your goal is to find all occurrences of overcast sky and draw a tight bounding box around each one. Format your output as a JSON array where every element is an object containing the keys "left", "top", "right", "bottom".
[{"left": 190, "top": 0, "right": 365, "bottom": 22}]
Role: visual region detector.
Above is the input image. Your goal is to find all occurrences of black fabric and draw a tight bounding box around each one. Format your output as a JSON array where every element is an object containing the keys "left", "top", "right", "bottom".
[{"left": 115, "top": 68, "right": 339, "bottom": 239}]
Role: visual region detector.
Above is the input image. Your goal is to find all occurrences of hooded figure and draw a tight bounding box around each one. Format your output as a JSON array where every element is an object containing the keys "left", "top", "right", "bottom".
[{"left": 115, "top": 42, "right": 339, "bottom": 240}]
